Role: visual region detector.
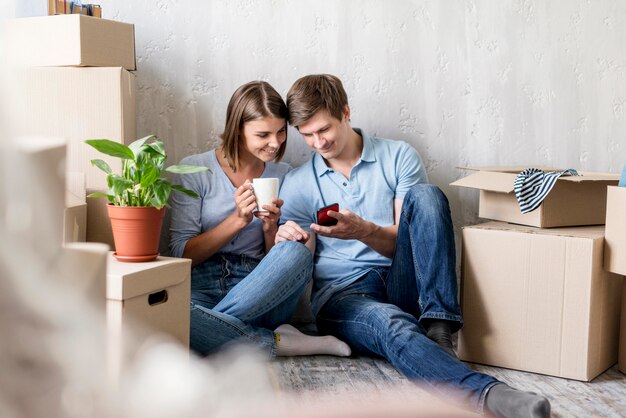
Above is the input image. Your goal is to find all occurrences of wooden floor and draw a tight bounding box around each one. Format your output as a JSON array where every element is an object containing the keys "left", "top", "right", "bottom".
[{"left": 270, "top": 354, "right": 626, "bottom": 417}]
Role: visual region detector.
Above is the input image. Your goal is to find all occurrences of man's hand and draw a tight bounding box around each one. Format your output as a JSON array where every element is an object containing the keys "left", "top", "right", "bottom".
[
  {"left": 275, "top": 221, "right": 310, "bottom": 244},
  {"left": 310, "top": 208, "right": 378, "bottom": 240}
]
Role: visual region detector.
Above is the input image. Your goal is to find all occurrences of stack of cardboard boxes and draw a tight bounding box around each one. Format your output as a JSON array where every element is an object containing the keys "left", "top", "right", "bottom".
[
  {"left": 452, "top": 167, "right": 624, "bottom": 381},
  {"left": 6, "top": 14, "right": 137, "bottom": 247},
  {"left": 5, "top": 15, "right": 191, "bottom": 370}
]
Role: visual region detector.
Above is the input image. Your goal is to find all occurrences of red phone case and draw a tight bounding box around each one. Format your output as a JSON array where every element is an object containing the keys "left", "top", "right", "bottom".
[{"left": 317, "top": 203, "right": 339, "bottom": 226}]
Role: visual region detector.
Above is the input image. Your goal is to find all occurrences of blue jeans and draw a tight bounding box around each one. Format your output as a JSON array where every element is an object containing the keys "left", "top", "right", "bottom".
[
  {"left": 315, "top": 184, "right": 499, "bottom": 412},
  {"left": 189, "top": 240, "right": 313, "bottom": 358}
]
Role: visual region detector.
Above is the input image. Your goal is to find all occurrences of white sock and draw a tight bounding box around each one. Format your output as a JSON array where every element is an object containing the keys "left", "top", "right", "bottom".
[{"left": 274, "top": 324, "right": 352, "bottom": 357}]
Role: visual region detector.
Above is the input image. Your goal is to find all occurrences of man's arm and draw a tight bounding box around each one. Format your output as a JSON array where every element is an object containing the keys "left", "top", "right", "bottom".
[
  {"left": 275, "top": 220, "right": 316, "bottom": 255},
  {"left": 310, "top": 199, "right": 403, "bottom": 259}
]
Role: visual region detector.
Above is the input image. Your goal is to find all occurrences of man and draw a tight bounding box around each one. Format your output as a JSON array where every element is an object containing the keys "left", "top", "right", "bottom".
[{"left": 276, "top": 74, "right": 550, "bottom": 418}]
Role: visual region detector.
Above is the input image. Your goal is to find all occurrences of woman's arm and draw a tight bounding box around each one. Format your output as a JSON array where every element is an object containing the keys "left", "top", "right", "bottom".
[
  {"left": 256, "top": 198, "right": 284, "bottom": 253},
  {"left": 182, "top": 181, "right": 257, "bottom": 266}
]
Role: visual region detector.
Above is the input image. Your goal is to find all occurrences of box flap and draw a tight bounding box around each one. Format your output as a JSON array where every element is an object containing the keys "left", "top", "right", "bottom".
[
  {"left": 452, "top": 167, "right": 619, "bottom": 193},
  {"left": 556, "top": 172, "right": 619, "bottom": 182},
  {"left": 451, "top": 171, "right": 517, "bottom": 193},
  {"left": 106, "top": 254, "right": 191, "bottom": 300},
  {"left": 464, "top": 221, "right": 605, "bottom": 239},
  {"left": 459, "top": 166, "right": 562, "bottom": 173}
]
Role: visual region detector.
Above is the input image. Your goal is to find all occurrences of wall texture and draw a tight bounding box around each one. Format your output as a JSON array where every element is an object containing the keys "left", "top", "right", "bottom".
[{"left": 8, "top": 0, "right": 626, "bottom": 232}]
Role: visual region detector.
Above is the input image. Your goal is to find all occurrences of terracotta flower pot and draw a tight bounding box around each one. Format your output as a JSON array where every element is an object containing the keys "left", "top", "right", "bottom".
[{"left": 107, "top": 204, "right": 165, "bottom": 262}]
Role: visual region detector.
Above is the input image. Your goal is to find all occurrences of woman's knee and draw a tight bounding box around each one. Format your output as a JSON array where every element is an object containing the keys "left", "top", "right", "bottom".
[
  {"left": 274, "top": 240, "right": 312, "bottom": 259},
  {"left": 272, "top": 240, "right": 313, "bottom": 275}
]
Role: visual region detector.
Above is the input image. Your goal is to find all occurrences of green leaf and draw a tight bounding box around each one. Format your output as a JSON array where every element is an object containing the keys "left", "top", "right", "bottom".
[
  {"left": 166, "top": 164, "right": 211, "bottom": 174},
  {"left": 171, "top": 184, "right": 200, "bottom": 198},
  {"left": 139, "top": 164, "right": 160, "bottom": 188},
  {"left": 128, "top": 134, "right": 155, "bottom": 156},
  {"left": 85, "top": 139, "right": 135, "bottom": 160},
  {"left": 86, "top": 134, "right": 212, "bottom": 207},
  {"left": 87, "top": 191, "right": 113, "bottom": 200},
  {"left": 109, "top": 174, "right": 134, "bottom": 197},
  {"left": 147, "top": 141, "right": 166, "bottom": 157},
  {"left": 152, "top": 179, "right": 172, "bottom": 208},
  {"left": 90, "top": 159, "right": 112, "bottom": 174}
]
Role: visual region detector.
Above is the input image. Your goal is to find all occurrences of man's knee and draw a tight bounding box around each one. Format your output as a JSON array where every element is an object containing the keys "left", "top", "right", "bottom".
[
  {"left": 403, "top": 184, "right": 450, "bottom": 218},
  {"left": 372, "top": 305, "right": 423, "bottom": 341}
]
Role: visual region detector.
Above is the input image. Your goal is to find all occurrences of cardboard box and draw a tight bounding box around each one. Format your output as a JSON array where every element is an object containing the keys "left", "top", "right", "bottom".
[
  {"left": 5, "top": 14, "right": 135, "bottom": 70},
  {"left": 451, "top": 167, "right": 619, "bottom": 228},
  {"left": 106, "top": 253, "right": 191, "bottom": 347},
  {"left": 604, "top": 186, "right": 626, "bottom": 275},
  {"left": 459, "top": 221, "right": 623, "bottom": 381},
  {"left": 619, "top": 285, "right": 626, "bottom": 374},
  {"left": 9, "top": 67, "right": 136, "bottom": 190},
  {"left": 106, "top": 254, "right": 191, "bottom": 382},
  {"left": 10, "top": 137, "right": 67, "bottom": 258},
  {"left": 58, "top": 242, "right": 109, "bottom": 307},
  {"left": 64, "top": 191, "right": 87, "bottom": 243},
  {"left": 86, "top": 190, "right": 115, "bottom": 249}
]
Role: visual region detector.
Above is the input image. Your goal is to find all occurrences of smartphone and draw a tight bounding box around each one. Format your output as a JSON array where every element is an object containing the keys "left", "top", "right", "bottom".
[{"left": 316, "top": 203, "right": 339, "bottom": 226}]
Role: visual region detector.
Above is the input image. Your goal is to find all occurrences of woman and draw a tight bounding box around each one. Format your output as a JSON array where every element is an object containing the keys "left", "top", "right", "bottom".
[{"left": 170, "top": 81, "right": 350, "bottom": 358}]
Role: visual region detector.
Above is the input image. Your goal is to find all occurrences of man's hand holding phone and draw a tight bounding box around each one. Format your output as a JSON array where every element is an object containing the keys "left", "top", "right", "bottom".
[
  {"left": 311, "top": 205, "right": 377, "bottom": 241},
  {"left": 316, "top": 203, "right": 339, "bottom": 226}
]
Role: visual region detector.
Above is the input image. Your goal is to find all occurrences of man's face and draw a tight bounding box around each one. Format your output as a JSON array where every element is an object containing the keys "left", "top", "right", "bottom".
[{"left": 297, "top": 108, "right": 349, "bottom": 161}]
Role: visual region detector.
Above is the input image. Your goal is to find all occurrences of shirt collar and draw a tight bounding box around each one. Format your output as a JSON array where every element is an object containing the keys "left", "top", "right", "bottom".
[
  {"left": 356, "top": 128, "right": 376, "bottom": 163},
  {"left": 312, "top": 128, "right": 376, "bottom": 177}
]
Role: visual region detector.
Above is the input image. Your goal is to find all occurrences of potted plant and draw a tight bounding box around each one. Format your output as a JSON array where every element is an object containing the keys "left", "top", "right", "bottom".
[{"left": 85, "top": 134, "right": 209, "bottom": 262}]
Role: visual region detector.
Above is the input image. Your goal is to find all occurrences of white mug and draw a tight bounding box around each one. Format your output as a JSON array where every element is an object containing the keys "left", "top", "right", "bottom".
[{"left": 252, "top": 177, "right": 279, "bottom": 214}]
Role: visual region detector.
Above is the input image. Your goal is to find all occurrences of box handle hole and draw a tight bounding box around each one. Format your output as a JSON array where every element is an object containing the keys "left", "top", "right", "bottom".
[{"left": 148, "top": 290, "right": 168, "bottom": 306}]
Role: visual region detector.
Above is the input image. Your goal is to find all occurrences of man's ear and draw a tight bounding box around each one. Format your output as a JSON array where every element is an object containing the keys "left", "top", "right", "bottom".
[{"left": 343, "top": 105, "right": 351, "bottom": 122}]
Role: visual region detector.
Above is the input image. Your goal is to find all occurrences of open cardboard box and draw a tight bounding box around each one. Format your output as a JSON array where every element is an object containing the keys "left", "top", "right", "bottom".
[
  {"left": 451, "top": 166, "right": 619, "bottom": 228},
  {"left": 459, "top": 221, "right": 623, "bottom": 381}
]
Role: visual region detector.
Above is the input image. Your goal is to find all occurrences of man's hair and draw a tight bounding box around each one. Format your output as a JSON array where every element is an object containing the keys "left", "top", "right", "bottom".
[
  {"left": 286, "top": 74, "right": 349, "bottom": 128},
  {"left": 221, "top": 80, "right": 288, "bottom": 171}
]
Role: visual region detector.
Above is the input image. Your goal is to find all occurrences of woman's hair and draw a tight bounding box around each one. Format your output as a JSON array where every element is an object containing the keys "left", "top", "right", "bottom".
[
  {"left": 221, "top": 81, "right": 288, "bottom": 171},
  {"left": 286, "top": 74, "right": 349, "bottom": 128}
]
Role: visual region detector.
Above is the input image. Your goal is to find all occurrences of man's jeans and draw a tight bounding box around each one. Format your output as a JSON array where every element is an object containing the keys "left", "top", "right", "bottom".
[
  {"left": 189, "top": 241, "right": 313, "bottom": 358},
  {"left": 316, "top": 184, "right": 499, "bottom": 412}
]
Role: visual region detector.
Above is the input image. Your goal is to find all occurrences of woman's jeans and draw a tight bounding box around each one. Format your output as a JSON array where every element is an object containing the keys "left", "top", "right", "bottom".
[
  {"left": 189, "top": 240, "right": 313, "bottom": 358},
  {"left": 314, "top": 184, "right": 499, "bottom": 413}
]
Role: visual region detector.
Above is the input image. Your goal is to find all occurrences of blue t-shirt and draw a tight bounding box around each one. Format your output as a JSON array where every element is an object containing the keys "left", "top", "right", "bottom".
[
  {"left": 169, "top": 149, "right": 291, "bottom": 260},
  {"left": 280, "top": 129, "right": 428, "bottom": 316}
]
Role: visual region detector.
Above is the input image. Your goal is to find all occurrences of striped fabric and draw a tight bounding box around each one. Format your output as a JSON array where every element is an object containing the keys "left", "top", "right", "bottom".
[{"left": 513, "top": 168, "right": 580, "bottom": 214}]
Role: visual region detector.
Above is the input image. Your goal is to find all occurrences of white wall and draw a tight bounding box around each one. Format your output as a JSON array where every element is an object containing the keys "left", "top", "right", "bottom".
[{"left": 7, "top": 0, "right": 626, "bottom": 229}]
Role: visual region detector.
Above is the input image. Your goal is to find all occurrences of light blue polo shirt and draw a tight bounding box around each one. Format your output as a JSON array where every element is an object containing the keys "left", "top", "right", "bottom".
[{"left": 279, "top": 129, "right": 428, "bottom": 316}]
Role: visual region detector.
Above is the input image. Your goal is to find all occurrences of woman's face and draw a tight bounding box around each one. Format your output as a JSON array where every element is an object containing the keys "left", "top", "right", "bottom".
[{"left": 240, "top": 116, "right": 286, "bottom": 162}]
